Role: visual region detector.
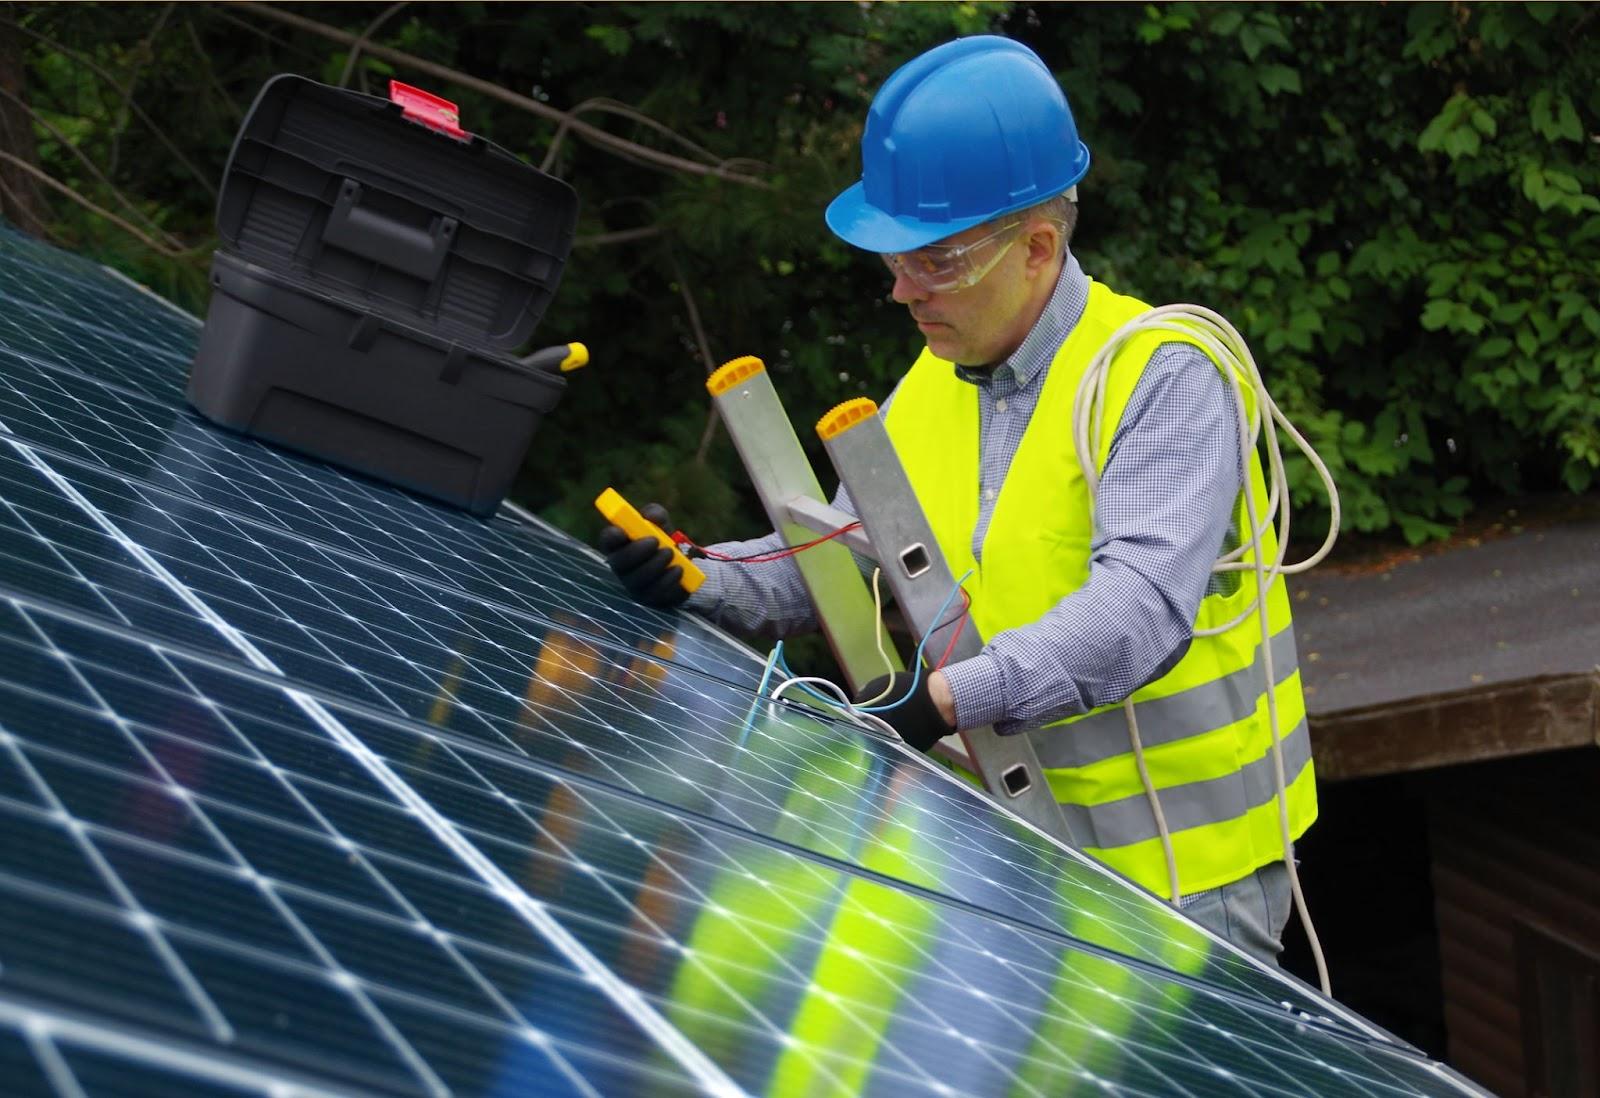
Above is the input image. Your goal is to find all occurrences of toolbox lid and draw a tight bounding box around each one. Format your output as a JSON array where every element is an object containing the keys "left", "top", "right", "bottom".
[{"left": 216, "top": 74, "right": 577, "bottom": 352}]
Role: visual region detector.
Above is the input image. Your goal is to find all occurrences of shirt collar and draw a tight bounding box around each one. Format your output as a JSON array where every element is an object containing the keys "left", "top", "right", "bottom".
[{"left": 953, "top": 252, "right": 1090, "bottom": 390}]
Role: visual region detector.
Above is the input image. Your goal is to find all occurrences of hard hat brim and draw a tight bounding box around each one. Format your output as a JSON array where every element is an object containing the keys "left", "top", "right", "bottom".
[{"left": 825, "top": 182, "right": 996, "bottom": 254}]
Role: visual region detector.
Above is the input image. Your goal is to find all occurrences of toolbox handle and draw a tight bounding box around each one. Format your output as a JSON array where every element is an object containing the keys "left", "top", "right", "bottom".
[{"left": 323, "top": 179, "right": 456, "bottom": 282}]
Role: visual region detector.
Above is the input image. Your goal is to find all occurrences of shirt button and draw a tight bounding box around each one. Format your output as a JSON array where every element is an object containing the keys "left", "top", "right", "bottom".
[
  {"left": 996, "top": 399, "right": 1008, "bottom": 413},
  {"left": 984, "top": 488, "right": 996, "bottom": 502}
]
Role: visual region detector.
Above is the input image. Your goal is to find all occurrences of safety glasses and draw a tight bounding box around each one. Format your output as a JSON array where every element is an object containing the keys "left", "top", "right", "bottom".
[{"left": 881, "top": 218, "right": 1026, "bottom": 294}]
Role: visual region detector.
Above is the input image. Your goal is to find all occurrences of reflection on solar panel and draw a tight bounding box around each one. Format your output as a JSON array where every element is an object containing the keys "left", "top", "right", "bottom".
[{"left": 0, "top": 222, "right": 1479, "bottom": 1096}]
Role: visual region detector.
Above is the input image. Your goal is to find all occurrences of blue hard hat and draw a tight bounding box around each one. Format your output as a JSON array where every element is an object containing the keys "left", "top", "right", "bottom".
[{"left": 826, "top": 36, "right": 1091, "bottom": 254}]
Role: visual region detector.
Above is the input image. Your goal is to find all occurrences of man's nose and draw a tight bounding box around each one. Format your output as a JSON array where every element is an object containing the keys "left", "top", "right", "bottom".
[{"left": 889, "top": 270, "right": 930, "bottom": 305}]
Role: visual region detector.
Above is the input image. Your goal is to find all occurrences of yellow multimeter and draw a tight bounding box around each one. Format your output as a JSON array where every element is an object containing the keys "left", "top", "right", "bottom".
[{"left": 594, "top": 488, "right": 706, "bottom": 594}]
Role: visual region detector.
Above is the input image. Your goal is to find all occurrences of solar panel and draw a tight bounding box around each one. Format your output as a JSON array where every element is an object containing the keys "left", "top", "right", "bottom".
[{"left": 0, "top": 221, "right": 1481, "bottom": 1096}]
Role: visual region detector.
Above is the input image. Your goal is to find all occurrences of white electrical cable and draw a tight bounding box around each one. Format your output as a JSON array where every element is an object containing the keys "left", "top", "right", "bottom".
[
  {"left": 1074, "top": 305, "right": 1342, "bottom": 634},
  {"left": 764, "top": 565, "right": 970, "bottom": 736},
  {"left": 1072, "top": 303, "right": 1336, "bottom": 997},
  {"left": 1124, "top": 698, "right": 1182, "bottom": 906},
  {"left": 769, "top": 674, "right": 902, "bottom": 740}
]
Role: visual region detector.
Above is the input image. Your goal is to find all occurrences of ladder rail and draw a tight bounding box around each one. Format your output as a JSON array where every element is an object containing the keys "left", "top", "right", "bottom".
[
  {"left": 705, "top": 359, "right": 902, "bottom": 691},
  {"left": 816, "top": 402, "right": 1078, "bottom": 848}
]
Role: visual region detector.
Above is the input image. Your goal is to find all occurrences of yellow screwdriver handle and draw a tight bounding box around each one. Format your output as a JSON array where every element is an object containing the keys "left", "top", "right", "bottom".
[{"left": 594, "top": 488, "right": 706, "bottom": 594}]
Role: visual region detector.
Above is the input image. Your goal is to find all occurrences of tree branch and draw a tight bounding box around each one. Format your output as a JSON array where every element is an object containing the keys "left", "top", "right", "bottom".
[
  {"left": 693, "top": 398, "right": 722, "bottom": 467},
  {"left": 1, "top": 17, "right": 218, "bottom": 200},
  {"left": 338, "top": 0, "right": 408, "bottom": 88},
  {"left": 182, "top": 15, "right": 243, "bottom": 122},
  {"left": 668, "top": 252, "right": 725, "bottom": 466},
  {"left": 671, "top": 253, "right": 719, "bottom": 378},
  {"left": 202, "top": 5, "right": 323, "bottom": 60},
  {"left": 0, "top": 151, "right": 201, "bottom": 259},
  {"left": 108, "top": 2, "right": 177, "bottom": 179},
  {"left": 230, "top": 2, "right": 772, "bottom": 189},
  {"left": 541, "top": 96, "right": 728, "bottom": 174},
  {"left": 0, "top": 174, "right": 57, "bottom": 241},
  {"left": 0, "top": 85, "right": 187, "bottom": 251},
  {"left": 574, "top": 225, "right": 662, "bottom": 248}
]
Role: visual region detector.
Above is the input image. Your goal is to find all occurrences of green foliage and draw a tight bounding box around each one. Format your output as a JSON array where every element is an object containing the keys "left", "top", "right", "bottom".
[
  {"left": 8, "top": 1, "right": 1597, "bottom": 551},
  {"left": 1034, "top": 1, "right": 1600, "bottom": 544}
]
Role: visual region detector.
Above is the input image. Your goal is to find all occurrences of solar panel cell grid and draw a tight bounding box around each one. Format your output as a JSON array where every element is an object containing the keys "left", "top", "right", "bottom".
[
  {"left": 0, "top": 600, "right": 708, "bottom": 1097},
  {"left": 0, "top": 286, "right": 192, "bottom": 403},
  {"left": 53, "top": 1046, "right": 266, "bottom": 1098},
  {"left": 0, "top": 221, "right": 1481, "bottom": 1095}
]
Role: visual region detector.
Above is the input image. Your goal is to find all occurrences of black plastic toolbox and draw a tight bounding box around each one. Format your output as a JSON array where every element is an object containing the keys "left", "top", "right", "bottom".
[{"left": 188, "top": 75, "right": 578, "bottom": 517}]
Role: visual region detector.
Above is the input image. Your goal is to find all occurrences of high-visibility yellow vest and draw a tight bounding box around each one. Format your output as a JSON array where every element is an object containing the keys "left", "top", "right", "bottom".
[{"left": 884, "top": 281, "right": 1316, "bottom": 896}]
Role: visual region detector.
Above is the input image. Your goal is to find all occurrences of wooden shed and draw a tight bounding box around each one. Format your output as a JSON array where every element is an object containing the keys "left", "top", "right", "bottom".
[{"left": 1294, "top": 500, "right": 1600, "bottom": 1097}]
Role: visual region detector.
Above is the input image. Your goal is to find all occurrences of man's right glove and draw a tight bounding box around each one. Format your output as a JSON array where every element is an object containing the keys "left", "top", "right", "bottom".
[
  {"left": 597, "top": 503, "right": 693, "bottom": 609},
  {"left": 853, "top": 671, "right": 953, "bottom": 753}
]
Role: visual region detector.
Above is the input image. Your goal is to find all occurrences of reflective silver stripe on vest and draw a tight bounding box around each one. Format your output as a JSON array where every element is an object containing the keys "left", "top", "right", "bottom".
[
  {"left": 1058, "top": 716, "right": 1313, "bottom": 851},
  {"left": 1031, "top": 623, "right": 1300, "bottom": 771}
]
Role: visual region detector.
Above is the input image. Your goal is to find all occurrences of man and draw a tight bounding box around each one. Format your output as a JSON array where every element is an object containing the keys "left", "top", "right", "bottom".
[{"left": 599, "top": 36, "right": 1314, "bottom": 967}]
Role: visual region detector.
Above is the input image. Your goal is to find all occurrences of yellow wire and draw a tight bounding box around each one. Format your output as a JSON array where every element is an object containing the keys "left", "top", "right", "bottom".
[{"left": 854, "top": 567, "right": 901, "bottom": 708}]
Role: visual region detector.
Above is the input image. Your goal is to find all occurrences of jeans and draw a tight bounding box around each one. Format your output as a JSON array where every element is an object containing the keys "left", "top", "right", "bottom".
[{"left": 1179, "top": 860, "right": 1293, "bottom": 967}]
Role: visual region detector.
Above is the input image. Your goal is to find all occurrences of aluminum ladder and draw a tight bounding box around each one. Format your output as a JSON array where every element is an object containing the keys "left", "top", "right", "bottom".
[{"left": 707, "top": 355, "right": 1077, "bottom": 848}]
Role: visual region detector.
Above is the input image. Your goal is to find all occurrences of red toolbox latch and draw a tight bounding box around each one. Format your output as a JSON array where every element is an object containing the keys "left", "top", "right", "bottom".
[{"left": 389, "top": 80, "right": 469, "bottom": 141}]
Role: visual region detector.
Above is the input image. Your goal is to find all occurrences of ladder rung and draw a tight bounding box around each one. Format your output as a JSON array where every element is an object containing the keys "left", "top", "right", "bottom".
[
  {"left": 782, "top": 496, "right": 876, "bottom": 558},
  {"left": 815, "top": 400, "right": 1079, "bottom": 848}
]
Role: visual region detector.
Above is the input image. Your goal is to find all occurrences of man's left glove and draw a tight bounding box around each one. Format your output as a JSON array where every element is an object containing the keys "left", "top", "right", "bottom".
[
  {"left": 597, "top": 503, "right": 693, "bottom": 610},
  {"left": 853, "top": 671, "right": 952, "bottom": 753}
]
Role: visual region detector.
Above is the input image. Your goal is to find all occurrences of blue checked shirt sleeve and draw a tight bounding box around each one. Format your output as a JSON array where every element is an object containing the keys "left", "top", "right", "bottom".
[
  {"left": 684, "top": 488, "right": 863, "bottom": 640},
  {"left": 940, "top": 344, "right": 1243, "bottom": 734}
]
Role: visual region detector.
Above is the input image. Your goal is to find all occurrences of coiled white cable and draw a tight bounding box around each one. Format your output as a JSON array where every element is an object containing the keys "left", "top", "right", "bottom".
[{"left": 1073, "top": 304, "right": 1337, "bottom": 997}]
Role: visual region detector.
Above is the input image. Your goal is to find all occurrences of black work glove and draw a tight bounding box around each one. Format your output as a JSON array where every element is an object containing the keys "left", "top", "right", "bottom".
[
  {"left": 854, "top": 671, "right": 952, "bottom": 753},
  {"left": 596, "top": 503, "right": 692, "bottom": 610}
]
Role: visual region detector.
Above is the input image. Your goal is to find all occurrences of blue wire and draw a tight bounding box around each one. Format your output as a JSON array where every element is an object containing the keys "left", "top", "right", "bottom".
[
  {"left": 757, "top": 641, "right": 781, "bottom": 698},
  {"left": 853, "top": 568, "right": 972, "bottom": 713},
  {"left": 766, "top": 569, "right": 973, "bottom": 715},
  {"left": 737, "top": 642, "right": 783, "bottom": 746}
]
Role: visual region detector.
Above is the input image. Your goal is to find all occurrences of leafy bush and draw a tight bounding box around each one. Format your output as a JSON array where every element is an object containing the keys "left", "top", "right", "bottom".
[{"left": 1047, "top": 3, "right": 1600, "bottom": 542}]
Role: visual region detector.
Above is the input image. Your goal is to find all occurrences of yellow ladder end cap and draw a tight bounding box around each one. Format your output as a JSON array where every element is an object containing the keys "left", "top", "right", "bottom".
[
  {"left": 816, "top": 397, "right": 879, "bottom": 440},
  {"left": 706, "top": 355, "right": 766, "bottom": 396}
]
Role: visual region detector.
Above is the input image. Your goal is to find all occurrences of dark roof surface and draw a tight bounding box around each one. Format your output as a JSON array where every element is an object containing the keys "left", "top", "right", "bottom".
[{"left": 1292, "top": 503, "right": 1600, "bottom": 717}]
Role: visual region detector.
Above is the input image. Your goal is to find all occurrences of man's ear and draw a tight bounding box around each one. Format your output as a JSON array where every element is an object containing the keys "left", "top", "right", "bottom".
[{"left": 1022, "top": 220, "right": 1062, "bottom": 278}]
